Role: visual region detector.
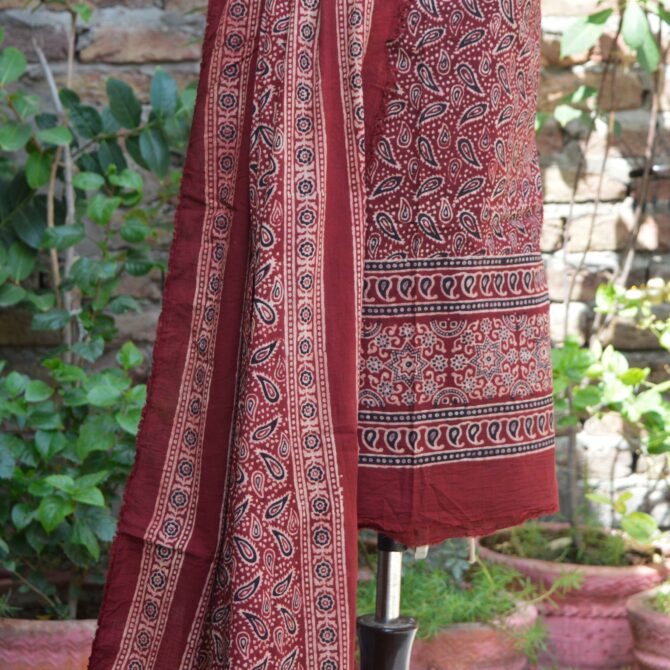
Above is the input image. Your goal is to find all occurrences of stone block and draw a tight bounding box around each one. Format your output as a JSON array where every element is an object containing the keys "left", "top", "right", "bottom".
[
  {"left": 601, "top": 305, "right": 670, "bottom": 351},
  {"left": 1, "top": 9, "right": 70, "bottom": 63},
  {"left": 114, "top": 302, "right": 160, "bottom": 343},
  {"left": 539, "top": 68, "right": 644, "bottom": 113},
  {"left": 541, "top": 160, "right": 629, "bottom": 203},
  {"left": 0, "top": 309, "right": 62, "bottom": 347},
  {"left": 541, "top": 0, "right": 602, "bottom": 16},
  {"left": 550, "top": 300, "right": 592, "bottom": 343},
  {"left": 79, "top": 9, "right": 203, "bottom": 64},
  {"left": 544, "top": 252, "right": 617, "bottom": 302}
]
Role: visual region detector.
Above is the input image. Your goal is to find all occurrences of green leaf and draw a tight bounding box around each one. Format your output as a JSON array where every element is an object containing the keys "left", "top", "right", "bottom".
[
  {"left": 76, "top": 414, "right": 116, "bottom": 459},
  {"left": 98, "top": 139, "right": 128, "bottom": 173},
  {"left": 72, "top": 518, "right": 100, "bottom": 559},
  {"left": 7, "top": 241, "right": 35, "bottom": 281},
  {"left": 115, "top": 407, "right": 142, "bottom": 435},
  {"left": 0, "top": 282, "right": 26, "bottom": 307},
  {"left": 24, "top": 379, "right": 54, "bottom": 402},
  {"left": 619, "top": 367, "right": 649, "bottom": 386},
  {"left": 139, "top": 127, "right": 169, "bottom": 179},
  {"left": 36, "top": 126, "right": 73, "bottom": 146},
  {"left": 42, "top": 224, "right": 85, "bottom": 250},
  {"left": 0, "top": 122, "right": 32, "bottom": 151},
  {"left": 121, "top": 212, "right": 151, "bottom": 243},
  {"left": 69, "top": 104, "right": 103, "bottom": 139},
  {"left": 73, "top": 486, "right": 105, "bottom": 507},
  {"left": 27, "top": 410, "right": 63, "bottom": 430},
  {"left": 623, "top": 3, "right": 661, "bottom": 73},
  {"left": 573, "top": 385, "right": 602, "bottom": 409},
  {"left": 621, "top": 512, "right": 658, "bottom": 545},
  {"left": 82, "top": 506, "right": 116, "bottom": 541},
  {"left": 73, "top": 171, "right": 105, "bottom": 191},
  {"left": 10, "top": 91, "right": 40, "bottom": 119},
  {"left": 85, "top": 371, "right": 131, "bottom": 407},
  {"left": 34, "top": 430, "right": 66, "bottom": 460},
  {"left": 26, "top": 152, "right": 52, "bottom": 189},
  {"left": 0, "top": 448, "right": 15, "bottom": 478},
  {"left": 59, "top": 88, "right": 81, "bottom": 110},
  {"left": 125, "top": 134, "right": 149, "bottom": 170},
  {"left": 22, "top": 290, "right": 55, "bottom": 311},
  {"left": 117, "top": 341, "right": 144, "bottom": 370},
  {"left": 36, "top": 496, "right": 74, "bottom": 533},
  {"left": 45, "top": 474, "right": 76, "bottom": 493},
  {"left": 5, "top": 370, "right": 28, "bottom": 396},
  {"left": 106, "top": 78, "right": 142, "bottom": 129},
  {"left": 73, "top": 2, "right": 93, "bottom": 22},
  {"left": 150, "top": 68, "right": 178, "bottom": 118},
  {"left": 71, "top": 336, "right": 105, "bottom": 363},
  {"left": 623, "top": 2, "right": 649, "bottom": 49},
  {"left": 11, "top": 503, "right": 34, "bottom": 530},
  {"left": 637, "top": 29, "right": 661, "bottom": 74},
  {"left": 585, "top": 492, "right": 612, "bottom": 507},
  {"left": 553, "top": 104, "right": 587, "bottom": 128},
  {"left": 0, "top": 46, "right": 27, "bottom": 85},
  {"left": 31, "top": 309, "right": 71, "bottom": 331},
  {"left": 108, "top": 168, "right": 142, "bottom": 193},
  {"left": 86, "top": 193, "right": 121, "bottom": 226},
  {"left": 561, "top": 9, "right": 613, "bottom": 58}
]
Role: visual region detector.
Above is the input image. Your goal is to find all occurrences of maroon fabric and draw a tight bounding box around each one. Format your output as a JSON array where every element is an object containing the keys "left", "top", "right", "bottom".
[{"left": 88, "top": 0, "right": 558, "bottom": 668}]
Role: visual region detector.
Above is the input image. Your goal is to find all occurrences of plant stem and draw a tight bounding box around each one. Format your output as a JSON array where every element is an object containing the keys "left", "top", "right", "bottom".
[
  {"left": 46, "top": 145, "right": 64, "bottom": 309},
  {"left": 32, "top": 36, "right": 80, "bottom": 355},
  {"left": 3, "top": 567, "right": 60, "bottom": 612}
]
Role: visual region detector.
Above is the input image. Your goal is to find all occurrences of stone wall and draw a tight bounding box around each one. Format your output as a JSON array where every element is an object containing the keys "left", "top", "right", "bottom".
[{"left": 2, "top": 0, "right": 669, "bottom": 526}]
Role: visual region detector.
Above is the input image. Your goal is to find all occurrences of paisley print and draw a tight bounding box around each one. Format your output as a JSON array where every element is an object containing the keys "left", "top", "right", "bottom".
[
  {"left": 356, "top": 0, "right": 557, "bottom": 544},
  {"left": 88, "top": 0, "right": 557, "bottom": 668}
]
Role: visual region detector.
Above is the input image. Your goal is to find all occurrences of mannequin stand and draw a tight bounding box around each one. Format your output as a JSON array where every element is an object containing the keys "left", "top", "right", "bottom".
[{"left": 356, "top": 534, "right": 418, "bottom": 670}]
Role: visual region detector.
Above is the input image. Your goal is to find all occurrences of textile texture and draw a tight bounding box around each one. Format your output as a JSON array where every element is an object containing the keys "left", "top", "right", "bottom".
[{"left": 88, "top": 0, "right": 558, "bottom": 668}]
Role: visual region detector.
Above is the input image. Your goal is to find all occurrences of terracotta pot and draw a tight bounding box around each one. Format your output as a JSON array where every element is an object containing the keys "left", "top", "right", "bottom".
[
  {"left": 409, "top": 603, "right": 538, "bottom": 670},
  {"left": 0, "top": 617, "right": 97, "bottom": 670},
  {"left": 627, "top": 586, "right": 670, "bottom": 670},
  {"left": 479, "top": 523, "right": 669, "bottom": 670}
]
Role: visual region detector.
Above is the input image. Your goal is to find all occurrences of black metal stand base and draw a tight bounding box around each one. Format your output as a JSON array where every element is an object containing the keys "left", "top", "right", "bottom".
[{"left": 356, "top": 614, "right": 418, "bottom": 670}]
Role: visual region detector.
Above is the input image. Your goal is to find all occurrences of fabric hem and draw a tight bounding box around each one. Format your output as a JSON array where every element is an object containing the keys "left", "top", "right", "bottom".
[{"left": 357, "top": 501, "right": 561, "bottom": 548}]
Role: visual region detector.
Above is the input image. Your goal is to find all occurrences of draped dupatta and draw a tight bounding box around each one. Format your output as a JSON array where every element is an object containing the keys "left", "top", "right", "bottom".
[
  {"left": 88, "top": 0, "right": 558, "bottom": 667},
  {"left": 89, "top": 0, "right": 373, "bottom": 667}
]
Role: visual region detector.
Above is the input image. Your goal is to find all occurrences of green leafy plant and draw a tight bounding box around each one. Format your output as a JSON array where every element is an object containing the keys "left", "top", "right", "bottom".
[
  {"left": 0, "top": 7, "right": 195, "bottom": 619},
  {"left": 652, "top": 585, "right": 670, "bottom": 615},
  {"left": 357, "top": 549, "right": 579, "bottom": 663},
  {"left": 585, "top": 491, "right": 665, "bottom": 548}
]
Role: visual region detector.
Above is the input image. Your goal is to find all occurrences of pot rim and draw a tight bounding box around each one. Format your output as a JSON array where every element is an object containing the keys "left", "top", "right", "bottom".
[
  {"left": 417, "top": 601, "right": 537, "bottom": 636},
  {"left": 478, "top": 521, "right": 669, "bottom": 579},
  {"left": 626, "top": 584, "right": 670, "bottom": 619}
]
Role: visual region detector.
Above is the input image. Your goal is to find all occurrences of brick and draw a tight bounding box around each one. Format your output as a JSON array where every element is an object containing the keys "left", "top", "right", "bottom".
[
  {"left": 601, "top": 305, "right": 670, "bottom": 350},
  {"left": 2, "top": 10, "right": 70, "bottom": 63},
  {"left": 544, "top": 252, "right": 618, "bottom": 302},
  {"left": 163, "top": 0, "right": 207, "bottom": 13},
  {"left": 549, "top": 300, "right": 592, "bottom": 343},
  {"left": 0, "top": 309, "right": 62, "bottom": 347},
  {"left": 78, "top": 9, "right": 203, "bottom": 64},
  {"left": 540, "top": 216, "right": 563, "bottom": 252},
  {"left": 541, "top": 0, "right": 602, "bottom": 16},
  {"left": 539, "top": 69, "right": 644, "bottom": 113},
  {"left": 80, "top": 26, "right": 201, "bottom": 64},
  {"left": 537, "top": 118, "right": 565, "bottom": 156},
  {"left": 541, "top": 161, "right": 628, "bottom": 203}
]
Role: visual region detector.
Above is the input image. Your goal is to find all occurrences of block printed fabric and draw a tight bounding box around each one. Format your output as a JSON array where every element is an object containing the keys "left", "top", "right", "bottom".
[{"left": 88, "top": 0, "right": 558, "bottom": 668}]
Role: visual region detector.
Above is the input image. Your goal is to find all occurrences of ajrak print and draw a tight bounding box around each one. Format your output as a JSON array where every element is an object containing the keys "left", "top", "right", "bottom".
[{"left": 88, "top": 0, "right": 558, "bottom": 668}]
